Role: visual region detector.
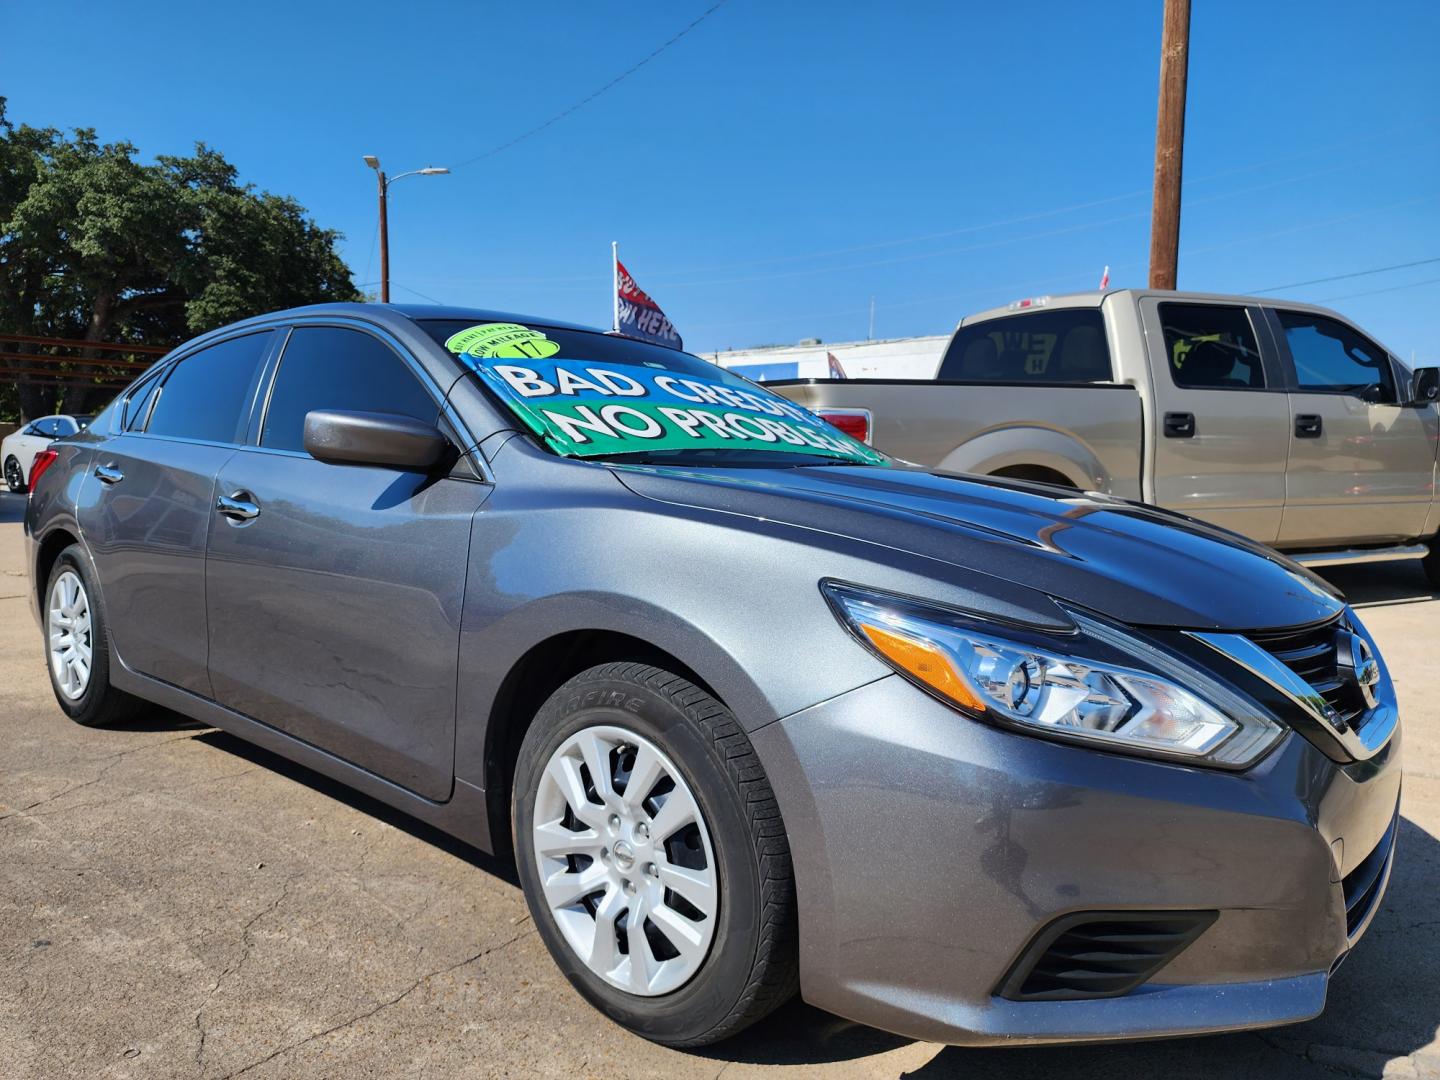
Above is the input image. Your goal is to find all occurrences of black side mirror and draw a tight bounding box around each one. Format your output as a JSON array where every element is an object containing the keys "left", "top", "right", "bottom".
[
  {"left": 1409, "top": 367, "right": 1440, "bottom": 406},
  {"left": 302, "top": 410, "right": 449, "bottom": 470}
]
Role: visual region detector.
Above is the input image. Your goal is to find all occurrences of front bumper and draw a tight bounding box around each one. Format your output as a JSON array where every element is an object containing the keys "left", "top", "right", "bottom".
[{"left": 750, "top": 674, "right": 1401, "bottom": 1046}]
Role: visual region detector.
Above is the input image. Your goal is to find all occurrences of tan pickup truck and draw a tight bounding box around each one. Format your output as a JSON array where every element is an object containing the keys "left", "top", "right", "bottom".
[{"left": 771, "top": 289, "right": 1440, "bottom": 581}]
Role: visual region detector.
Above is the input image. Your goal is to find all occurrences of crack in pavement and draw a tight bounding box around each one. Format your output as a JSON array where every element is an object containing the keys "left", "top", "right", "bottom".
[
  {"left": 0, "top": 730, "right": 215, "bottom": 822},
  {"left": 195, "top": 881, "right": 293, "bottom": 1075},
  {"left": 213, "top": 926, "right": 538, "bottom": 1080},
  {"left": 10, "top": 765, "right": 263, "bottom": 823}
]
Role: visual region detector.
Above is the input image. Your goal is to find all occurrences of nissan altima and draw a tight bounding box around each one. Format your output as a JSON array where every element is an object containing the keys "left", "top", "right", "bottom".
[{"left": 25, "top": 304, "right": 1400, "bottom": 1047}]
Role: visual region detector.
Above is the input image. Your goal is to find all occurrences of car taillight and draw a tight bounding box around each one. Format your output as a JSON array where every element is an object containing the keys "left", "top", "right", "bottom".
[
  {"left": 815, "top": 409, "right": 872, "bottom": 445},
  {"left": 28, "top": 450, "right": 59, "bottom": 493}
]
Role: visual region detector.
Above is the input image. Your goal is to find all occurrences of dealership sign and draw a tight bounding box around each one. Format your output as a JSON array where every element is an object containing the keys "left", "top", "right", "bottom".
[{"left": 446, "top": 324, "right": 886, "bottom": 465}]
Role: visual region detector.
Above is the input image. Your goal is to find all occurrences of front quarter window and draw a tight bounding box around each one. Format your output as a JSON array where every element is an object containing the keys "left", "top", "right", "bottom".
[{"left": 422, "top": 320, "right": 887, "bottom": 468}]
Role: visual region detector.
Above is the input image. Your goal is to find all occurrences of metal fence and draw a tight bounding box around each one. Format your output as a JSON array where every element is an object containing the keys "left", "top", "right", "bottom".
[{"left": 1, "top": 333, "right": 170, "bottom": 391}]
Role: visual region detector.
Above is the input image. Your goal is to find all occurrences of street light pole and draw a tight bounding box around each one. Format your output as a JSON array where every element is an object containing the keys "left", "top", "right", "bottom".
[{"left": 363, "top": 156, "right": 449, "bottom": 304}]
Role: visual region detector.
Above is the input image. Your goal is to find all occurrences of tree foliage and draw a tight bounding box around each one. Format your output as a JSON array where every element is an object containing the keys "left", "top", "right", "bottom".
[{"left": 0, "top": 98, "right": 361, "bottom": 419}]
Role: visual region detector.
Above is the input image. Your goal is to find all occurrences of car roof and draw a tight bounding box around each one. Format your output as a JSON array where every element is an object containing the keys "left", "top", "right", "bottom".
[{"left": 243, "top": 302, "right": 602, "bottom": 334}]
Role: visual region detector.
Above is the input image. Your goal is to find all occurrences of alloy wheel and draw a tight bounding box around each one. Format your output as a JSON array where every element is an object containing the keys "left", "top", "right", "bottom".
[
  {"left": 48, "top": 570, "right": 93, "bottom": 700},
  {"left": 4, "top": 458, "right": 22, "bottom": 492},
  {"left": 532, "top": 725, "right": 719, "bottom": 997}
]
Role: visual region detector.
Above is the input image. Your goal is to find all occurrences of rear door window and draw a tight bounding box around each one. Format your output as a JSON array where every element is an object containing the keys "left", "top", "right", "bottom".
[
  {"left": 1158, "top": 303, "right": 1266, "bottom": 389},
  {"left": 939, "top": 309, "right": 1112, "bottom": 383},
  {"left": 145, "top": 332, "right": 272, "bottom": 443},
  {"left": 1276, "top": 310, "right": 1395, "bottom": 399},
  {"left": 260, "top": 326, "right": 438, "bottom": 453}
]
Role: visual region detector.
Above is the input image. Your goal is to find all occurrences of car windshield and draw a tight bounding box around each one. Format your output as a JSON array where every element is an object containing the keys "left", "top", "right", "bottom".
[{"left": 420, "top": 319, "right": 887, "bottom": 469}]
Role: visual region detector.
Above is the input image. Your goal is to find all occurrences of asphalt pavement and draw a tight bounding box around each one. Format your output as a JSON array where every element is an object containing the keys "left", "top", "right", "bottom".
[{"left": 1, "top": 488, "right": 1437, "bottom": 1079}]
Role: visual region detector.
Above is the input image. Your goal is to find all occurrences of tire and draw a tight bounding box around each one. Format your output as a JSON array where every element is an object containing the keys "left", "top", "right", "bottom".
[
  {"left": 512, "top": 662, "right": 798, "bottom": 1047},
  {"left": 1424, "top": 544, "right": 1440, "bottom": 590},
  {"left": 43, "top": 544, "right": 142, "bottom": 727},
  {"left": 4, "top": 456, "right": 25, "bottom": 494}
]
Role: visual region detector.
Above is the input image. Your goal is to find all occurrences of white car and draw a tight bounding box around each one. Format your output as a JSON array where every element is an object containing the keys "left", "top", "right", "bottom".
[{"left": 2, "top": 414, "right": 93, "bottom": 493}]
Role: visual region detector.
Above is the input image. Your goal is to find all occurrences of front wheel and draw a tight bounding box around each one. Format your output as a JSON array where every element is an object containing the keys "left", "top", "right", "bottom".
[
  {"left": 512, "top": 662, "right": 798, "bottom": 1047},
  {"left": 4, "top": 456, "right": 25, "bottom": 494}
]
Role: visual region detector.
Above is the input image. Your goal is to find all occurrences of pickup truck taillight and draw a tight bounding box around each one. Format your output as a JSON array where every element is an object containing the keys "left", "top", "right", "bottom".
[
  {"left": 816, "top": 408, "right": 872, "bottom": 445},
  {"left": 28, "top": 449, "right": 59, "bottom": 494}
]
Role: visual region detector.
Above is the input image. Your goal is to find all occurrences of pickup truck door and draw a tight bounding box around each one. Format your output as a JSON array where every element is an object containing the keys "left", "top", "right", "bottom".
[
  {"left": 1139, "top": 298, "right": 1291, "bottom": 543},
  {"left": 1265, "top": 307, "right": 1438, "bottom": 547}
]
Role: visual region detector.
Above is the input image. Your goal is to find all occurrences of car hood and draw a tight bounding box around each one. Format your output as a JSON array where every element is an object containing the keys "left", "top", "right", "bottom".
[{"left": 612, "top": 462, "right": 1345, "bottom": 631}]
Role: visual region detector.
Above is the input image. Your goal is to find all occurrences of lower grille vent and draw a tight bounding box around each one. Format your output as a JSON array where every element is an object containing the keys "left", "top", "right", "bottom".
[
  {"left": 998, "top": 910, "right": 1218, "bottom": 1001},
  {"left": 1343, "top": 814, "right": 1398, "bottom": 937}
]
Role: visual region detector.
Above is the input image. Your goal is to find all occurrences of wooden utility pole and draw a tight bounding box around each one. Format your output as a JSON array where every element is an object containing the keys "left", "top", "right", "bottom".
[{"left": 1148, "top": 0, "right": 1191, "bottom": 290}]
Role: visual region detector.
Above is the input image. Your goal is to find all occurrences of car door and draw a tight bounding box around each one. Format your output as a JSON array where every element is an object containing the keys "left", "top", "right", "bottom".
[
  {"left": 204, "top": 323, "right": 490, "bottom": 801},
  {"left": 1267, "top": 307, "right": 1438, "bottom": 547},
  {"left": 76, "top": 331, "right": 277, "bottom": 695},
  {"left": 1139, "top": 298, "right": 1291, "bottom": 543}
]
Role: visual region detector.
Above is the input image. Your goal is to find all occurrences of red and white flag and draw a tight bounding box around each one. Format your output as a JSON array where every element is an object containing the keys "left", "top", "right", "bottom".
[
  {"left": 827, "top": 351, "right": 848, "bottom": 379},
  {"left": 613, "top": 244, "right": 683, "bottom": 350},
  {"left": 1098, "top": 265, "right": 1110, "bottom": 289}
]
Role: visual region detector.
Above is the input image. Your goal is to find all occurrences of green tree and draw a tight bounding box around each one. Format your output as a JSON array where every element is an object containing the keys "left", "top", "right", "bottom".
[{"left": 0, "top": 98, "right": 360, "bottom": 420}]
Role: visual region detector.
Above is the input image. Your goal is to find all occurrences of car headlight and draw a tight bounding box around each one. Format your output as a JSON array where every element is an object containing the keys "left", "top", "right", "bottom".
[{"left": 824, "top": 582, "right": 1284, "bottom": 769}]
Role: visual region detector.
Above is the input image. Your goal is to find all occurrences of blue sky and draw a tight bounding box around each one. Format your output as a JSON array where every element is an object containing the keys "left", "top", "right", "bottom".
[{"left": 5, "top": 1, "right": 1438, "bottom": 358}]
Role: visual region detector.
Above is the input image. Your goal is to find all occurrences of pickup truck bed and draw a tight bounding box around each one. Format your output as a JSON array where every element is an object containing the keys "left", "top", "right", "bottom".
[{"left": 765, "top": 289, "right": 1440, "bottom": 575}]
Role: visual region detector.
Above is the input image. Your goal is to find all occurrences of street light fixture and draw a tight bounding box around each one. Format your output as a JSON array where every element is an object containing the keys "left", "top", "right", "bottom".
[{"left": 363, "top": 156, "right": 449, "bottom": 303}]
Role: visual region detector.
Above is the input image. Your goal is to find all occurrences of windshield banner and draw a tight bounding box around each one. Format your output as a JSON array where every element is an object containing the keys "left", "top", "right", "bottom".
[{"left": 446, "top": 327, "right": 886, "bottom": 465}]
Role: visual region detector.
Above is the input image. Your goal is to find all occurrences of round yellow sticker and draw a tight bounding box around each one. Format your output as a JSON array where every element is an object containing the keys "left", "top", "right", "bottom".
[{"left": 444, "top": 322, "right": 561, "bottom": 360}]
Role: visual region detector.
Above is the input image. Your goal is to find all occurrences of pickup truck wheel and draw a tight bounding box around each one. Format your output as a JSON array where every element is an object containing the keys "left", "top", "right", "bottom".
[
  {"left": 512, "top": 662, "right": 799, "bottom": 1047},
  {"left": 1423, "top": 545, "right": 1440, "bottom": 591},
  {"left": 44, "top": 545, "right": 143, "bottom": 727}
]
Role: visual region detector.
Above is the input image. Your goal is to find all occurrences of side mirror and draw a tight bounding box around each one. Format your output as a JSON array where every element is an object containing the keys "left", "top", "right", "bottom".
[
  {"left": 1409, "top": 367, "right": 1440, "bottom": 406},
  {"left": 302, "top": 410, "right": 449, "bottom": 470}
]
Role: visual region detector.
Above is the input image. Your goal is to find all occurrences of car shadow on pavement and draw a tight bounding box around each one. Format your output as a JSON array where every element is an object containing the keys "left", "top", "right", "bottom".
[
  {"left": 192, "top": 727, "right": 521, "bottom": 887},
  {"left": 1318, "top": 559, "right": 1440, "bottom": 608}
]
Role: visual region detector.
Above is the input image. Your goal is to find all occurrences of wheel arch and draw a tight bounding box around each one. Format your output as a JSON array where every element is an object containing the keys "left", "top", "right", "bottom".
[
  {"left": 480, "top": 628, "right": 722, "bottom": 858},
  {"left": 34, "top": 526, "right": 82, "bottom": 613},
  {"left": 936, "top": 425, "right": 1108, "bottom": 492}
]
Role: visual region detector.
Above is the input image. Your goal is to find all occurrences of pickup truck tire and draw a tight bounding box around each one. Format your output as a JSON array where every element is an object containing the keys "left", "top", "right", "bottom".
[
  {"left": 1422, "top": 545, "right": 1440, "bottom": 591},
  {"left": 990, "top": 464, "right": 1077, "bottom": 489}
]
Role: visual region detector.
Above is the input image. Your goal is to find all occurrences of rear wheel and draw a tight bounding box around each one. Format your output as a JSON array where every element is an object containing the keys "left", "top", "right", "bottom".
[
  {"left": 44, "top": 545, "right": 142, "bottom": 727},
  {"left": 4, "top": 456, "right": 25, "bottom": 494},
  {"left": 512, "top": 662, "right": 798, "bottom": 1047}
]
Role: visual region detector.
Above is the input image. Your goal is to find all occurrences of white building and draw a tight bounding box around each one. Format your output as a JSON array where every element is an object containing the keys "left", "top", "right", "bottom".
[{"left": 703, "top": 334, "right": 949, "bottom": 382}]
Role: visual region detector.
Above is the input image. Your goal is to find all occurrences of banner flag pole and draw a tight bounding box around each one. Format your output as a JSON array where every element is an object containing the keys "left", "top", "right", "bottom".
[{"left": 612, "top": 241, "right": 620, "bottom": 333}]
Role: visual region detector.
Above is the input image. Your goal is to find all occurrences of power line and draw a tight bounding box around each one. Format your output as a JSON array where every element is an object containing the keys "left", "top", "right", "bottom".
[
  {"left": 1316, "top": 275, "right": 1440, "bottom": 304},
  {"left": 1251, "top": 257, "right": 1440, "bottom": 295},
  {"left": 452, "top": 1, "right": 730, "bottom": 169}
]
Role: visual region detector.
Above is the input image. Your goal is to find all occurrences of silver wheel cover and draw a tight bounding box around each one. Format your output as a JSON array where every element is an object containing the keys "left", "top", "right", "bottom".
[
  {"left": 532, "top": 725, "right": 719, "bottom": 997},
  {"left": 48, "top": 570, "right": 93, "bottom": 701}
]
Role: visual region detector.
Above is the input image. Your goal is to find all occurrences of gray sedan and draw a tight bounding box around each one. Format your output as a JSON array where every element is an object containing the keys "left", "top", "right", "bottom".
[{"left": 23, "top": 304, "right": 1400, "bottom": 1048}]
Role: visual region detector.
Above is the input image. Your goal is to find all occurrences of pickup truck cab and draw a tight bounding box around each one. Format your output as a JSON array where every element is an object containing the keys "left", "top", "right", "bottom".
[{"left": 771, "top": 290, "right": 1440, "bottom": 579}]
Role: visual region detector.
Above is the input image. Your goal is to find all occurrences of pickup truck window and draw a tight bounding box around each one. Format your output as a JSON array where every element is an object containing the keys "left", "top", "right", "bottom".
[
  {"left": 1158, "top": 304, "right": 1265, "bottom": 390},
  {"left": 939, "top": 310, "right": 1112, "bottom": 384},
  {"left": 1276, "top": 311, "right": 1395, "bottom": 399}
]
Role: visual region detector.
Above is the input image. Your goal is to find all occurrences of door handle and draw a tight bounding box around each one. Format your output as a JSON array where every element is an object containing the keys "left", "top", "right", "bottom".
[
  {"left": 215, "top": 491, "right": 260, "bottom": 522},
  {"left": 94, "top": 463, "right": 125, "bottom": 485},
  {"left": 1163, "top": 411, "right": 1195, "bottom": 438},
  {"left": 1295, "top": 413, "right": 1323, "bottom": 438}
]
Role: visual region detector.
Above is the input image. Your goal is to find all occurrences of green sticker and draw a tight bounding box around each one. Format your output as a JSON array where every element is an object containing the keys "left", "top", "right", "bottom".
[{"left": 445, "top": 322, "right": 561, "bottom": 360}]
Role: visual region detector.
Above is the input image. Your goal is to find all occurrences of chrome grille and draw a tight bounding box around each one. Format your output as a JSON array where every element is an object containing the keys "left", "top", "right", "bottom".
[{"left": 1249, "top": 617, "right": 1368, "bottom": 731}]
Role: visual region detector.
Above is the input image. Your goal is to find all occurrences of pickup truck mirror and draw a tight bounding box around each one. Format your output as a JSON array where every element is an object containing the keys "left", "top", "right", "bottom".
[
  {"left": 1408, "top": 367, "right": 1440, "bottom": 406},
  {"left": 302, "top": 409, "right": 449, "bottom": 470}
]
